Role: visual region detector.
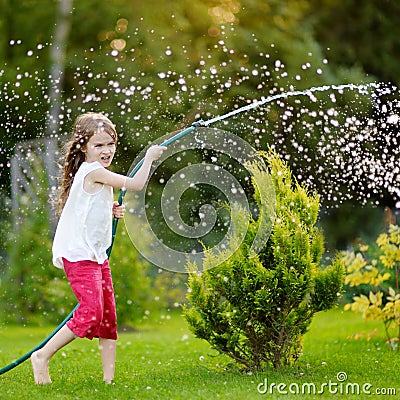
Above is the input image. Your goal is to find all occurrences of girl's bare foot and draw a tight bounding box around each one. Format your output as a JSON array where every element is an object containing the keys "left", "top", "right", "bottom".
[{"left": 31, "top": 350, "right": 52, "bottom": 385}]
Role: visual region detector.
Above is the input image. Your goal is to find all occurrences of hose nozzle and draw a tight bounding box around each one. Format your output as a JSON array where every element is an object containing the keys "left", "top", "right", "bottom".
[{"left": 192, "top": 119, "right": 205, "bottom": 127}]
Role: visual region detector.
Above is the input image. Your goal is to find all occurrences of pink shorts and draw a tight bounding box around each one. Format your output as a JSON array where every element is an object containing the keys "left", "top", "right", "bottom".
[{"left": 63, "top": 258, "right": 118, "bottom": 340}]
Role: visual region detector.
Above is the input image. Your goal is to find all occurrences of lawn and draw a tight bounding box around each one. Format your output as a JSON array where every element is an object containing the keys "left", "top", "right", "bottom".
[{"left": 0, "top": 308, "right": 399, "bottom": 399}]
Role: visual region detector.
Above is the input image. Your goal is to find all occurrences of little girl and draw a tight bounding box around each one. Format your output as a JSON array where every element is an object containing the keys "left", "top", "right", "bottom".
[{"left": 31, "top": 112, "right": 166, "bottom": 385}]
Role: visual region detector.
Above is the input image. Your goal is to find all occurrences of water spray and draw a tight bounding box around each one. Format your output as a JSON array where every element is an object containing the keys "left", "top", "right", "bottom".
[{"left": 0, "top": 82, "right": 375, "bottom": 376}]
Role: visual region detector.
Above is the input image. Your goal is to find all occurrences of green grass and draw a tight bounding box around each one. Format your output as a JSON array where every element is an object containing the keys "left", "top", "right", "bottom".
[{"left": 0, "top": 309, "right": 399, "bottom": 399}]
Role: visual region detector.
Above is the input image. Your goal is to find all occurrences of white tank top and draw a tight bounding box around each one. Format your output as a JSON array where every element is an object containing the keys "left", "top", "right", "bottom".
[{"left": 52, "top": 161, "right": 113, "bottom": 269}]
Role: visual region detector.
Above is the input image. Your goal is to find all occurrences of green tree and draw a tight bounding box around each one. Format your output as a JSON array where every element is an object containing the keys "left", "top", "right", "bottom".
[
  {"left": 307, "top": 0, "right": 400, "bottom": 86},
  {"left": 183, "top": 152, "right": 344, "bottom": 370}
]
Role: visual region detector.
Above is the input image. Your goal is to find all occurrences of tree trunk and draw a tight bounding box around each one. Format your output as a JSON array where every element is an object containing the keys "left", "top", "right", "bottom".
[{"left": 46, "top": 0, "right": 73, "bottom": 138}]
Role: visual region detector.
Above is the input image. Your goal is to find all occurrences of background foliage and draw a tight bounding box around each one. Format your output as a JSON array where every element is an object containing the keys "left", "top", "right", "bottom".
[{"left": 2, "top": 0, "right": 399, "bottom": 193}]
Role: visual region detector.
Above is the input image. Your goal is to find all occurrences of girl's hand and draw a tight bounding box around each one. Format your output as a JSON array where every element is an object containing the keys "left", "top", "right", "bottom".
[
  {"left": 112, "top": 201, "right": 126, "bottom": 219},
  {"left": 145, "top": 145, "right": 167, "bottom": 161}
]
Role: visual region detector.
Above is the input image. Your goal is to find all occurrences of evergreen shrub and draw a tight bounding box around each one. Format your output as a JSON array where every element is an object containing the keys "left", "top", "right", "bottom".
[{"left": 183, "top": 152, "right": 344, "bottom": 370}]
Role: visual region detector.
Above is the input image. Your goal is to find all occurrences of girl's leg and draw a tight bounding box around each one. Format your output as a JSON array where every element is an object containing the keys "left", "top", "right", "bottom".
[
  {"left": 31, "top": 325, "right": 76, "bottom": 385},
  {"left": 99, "top": 338, "right": 116, "bottom": 383},
  {"left": 98, "top": 260, "right": 118, "bottom": 383}
]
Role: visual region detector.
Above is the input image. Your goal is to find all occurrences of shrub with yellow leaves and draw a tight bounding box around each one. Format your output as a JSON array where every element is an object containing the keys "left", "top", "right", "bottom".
[{"left": 343, "top": 224, "right": 400, "bottom": 350}]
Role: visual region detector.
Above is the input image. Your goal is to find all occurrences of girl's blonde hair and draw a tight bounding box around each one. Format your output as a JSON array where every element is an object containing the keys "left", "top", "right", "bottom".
[{"left": 57, "top": 112, "right": 117, "bottom": 214}]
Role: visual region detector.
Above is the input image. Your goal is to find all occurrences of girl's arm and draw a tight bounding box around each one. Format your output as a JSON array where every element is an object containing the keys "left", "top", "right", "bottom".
[{"left": 87, "top": 145, "right": 166, "bottom": 191}]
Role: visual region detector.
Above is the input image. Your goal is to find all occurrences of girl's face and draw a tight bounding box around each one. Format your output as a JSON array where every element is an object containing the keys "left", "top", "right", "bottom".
[{"left": 84, "top": 130, "right": 116, "bottom": 168}]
